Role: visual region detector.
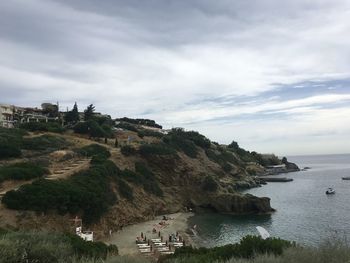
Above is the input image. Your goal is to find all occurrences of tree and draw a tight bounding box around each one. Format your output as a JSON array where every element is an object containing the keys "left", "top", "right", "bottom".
[
  {"left": 114, "top": 138, "right": 118, "bottom": 148},
  {"left": 64, "top": 102, "right": 80, "bottom": 124},
  {"left": 228, "top": 140, "right": 240, "bottom": 151},
  {"left": 41, "top": 103, "right": 58, "bottom": 117},
  {"left": 71, "top": 102, "right": 79, "bottom": 122},
  {"left": 84, "top": 104, "right": 95, "bottom": 121}
]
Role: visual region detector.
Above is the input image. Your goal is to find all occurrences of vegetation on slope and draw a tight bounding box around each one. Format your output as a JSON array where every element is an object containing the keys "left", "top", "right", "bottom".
[
  {"left": 0, "top": 162, "right": 48, "bottom": 183},
  {"left": 0, "top": 127, "right": 70, "bottom": 158},
  {"left": 160, "top": 235, "right": 294, "bottom": 263},
  {"left": 0, "top": 230, "right": 117, "bottom": 263},
  {"left": 22, "top": 134, "right": 69, "bottom": 151},
  {"left": 19, "top": 122, "right": 65, "bottom": 133},
  {"left": 116, "top": 117, "right": 162, "bottom": 129},
  {"left": 163, "top": 128, "right": 210, "bottom": 158},
  {"left": 0, "top": 127, "right": 26, "bottom": 159},
  {"left": 118, "top": 162, "right": 163, "bottom": 197},
  {"left": 76, "top": 144, "right": 111, "bottom": 159},
  {"left": 162, "top": 238, "right": 350, "bottom": 263},
  {"left": 139, "top": 143, "right": 177, "bottom": 157},
  {"left": 2, "top": 158, "right": 117, "bottom": 223}
]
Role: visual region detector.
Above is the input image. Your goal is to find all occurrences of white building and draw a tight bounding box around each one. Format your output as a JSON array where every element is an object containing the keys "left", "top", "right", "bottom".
[{"left": 0, "top": 104, "right": 15, "bottom": 128}]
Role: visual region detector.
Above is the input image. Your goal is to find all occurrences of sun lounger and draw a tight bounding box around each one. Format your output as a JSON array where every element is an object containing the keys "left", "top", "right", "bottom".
[
  {"left": 139, "top": 248, "right": 151, "bottom": 253},
  {"left": 156, "top": 247, "right": 170, "bottom": 251},
  {"left": 174, "top": 244, "right": 183, "bottom": 247},
  {"left": 137, "top": 244, "right": 150, "bottom": 248},
  {"left": 161, "top": 251, "right": 175, "bottom": 255},
  {"left": 153, "top": 242, "right": 166, "bottom": 246},
  {"left": 151, "top": 238, "right": 161, "bottom": 242}
]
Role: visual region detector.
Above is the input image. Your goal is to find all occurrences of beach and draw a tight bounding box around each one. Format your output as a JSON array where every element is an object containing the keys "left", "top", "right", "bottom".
[{"left": 106, "top": 212, "right": 194, "bottom": 256}]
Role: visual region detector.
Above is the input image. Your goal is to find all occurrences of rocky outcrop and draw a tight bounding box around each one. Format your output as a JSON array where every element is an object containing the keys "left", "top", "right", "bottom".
[
  {"left": 191, "top": 193, "right": 274, "bottom": 214},
  {"left": 284, "top": 161, "right": 299, "bottom": 172}
]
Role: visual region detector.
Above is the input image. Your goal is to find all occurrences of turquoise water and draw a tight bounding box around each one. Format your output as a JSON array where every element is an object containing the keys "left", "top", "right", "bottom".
[{"left": 188, "top": 154, "right": 350, "bottom": 247}]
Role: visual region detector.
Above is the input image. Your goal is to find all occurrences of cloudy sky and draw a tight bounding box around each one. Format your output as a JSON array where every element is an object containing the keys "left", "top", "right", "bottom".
[{"left": 1, "top": 0, "right": 350, "bottom": 155}]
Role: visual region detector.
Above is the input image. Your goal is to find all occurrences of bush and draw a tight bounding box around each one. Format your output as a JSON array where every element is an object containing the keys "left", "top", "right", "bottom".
[
  {"left": 0, "top": 230, "right": 118, "bottom": 262},
  {"left": 162, "top": 235, "right": 294, "bottom": 263},
  {"left": 119, "top": 169, "right": 143, "bottom": 185},
  {"left": 2, "top": 160, "right": 117, "bottom": 223},
  {"left": 77, "top": 144, "right": 111, "bottom": 159},
  {"left": 0, "top": 144, "right": 21, "bottom": 159},
  {"left": 135, "top": 162, "right": 163, "bottom": 196},
  {"left": 20, "top": 122, "right": 65, "bottom": 133},
  {"left": 74, "top": 120, "right": 113, "bottom": 138},
  {"left": 0, "top": 162, "right": 48, "bottom": 183},
  {"left": 0, "top": 128, "right": 25, "bottom": 159},
  {"left": 222, "top": 163, "right": 233, "bottom": 172},
  {"left": 115, "top": 122, "right": 138, "bottom": 132},
  {"left": 137, "top": 129, "right": 163, "bottom": 138},
  {"left": 139, "top": 143, "right": 176, "bottom": 156},
  {"left": 116, "top": 117, "right": 162, "bottom": 129},
  {"left": 121, "top": 145, "right": 137, "bottom": 156},
  {"left": 117, "top": 179, "right": 134, "bottom": 200},
  {"left": 65, "top": 233, "right": 118, "bottom": 259},
  {"left": 163, "top": 131, "right": 198, "bottom": 158},
  {"left": 201, "top": 176, "right": 219, "bottom": 192},
  {"left": 22, "top": 135, "right": 69, "bottom": 151}
]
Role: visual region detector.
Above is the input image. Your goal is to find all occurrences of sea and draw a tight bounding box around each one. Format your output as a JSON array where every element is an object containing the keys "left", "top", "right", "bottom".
[{"left": 188, "top": 154, "right": 350, "bottom": 247}]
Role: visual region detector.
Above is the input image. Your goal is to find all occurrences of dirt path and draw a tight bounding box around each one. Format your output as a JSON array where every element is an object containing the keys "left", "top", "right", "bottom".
[{"left": 46, "top": 158, "right": 91, "bottom": 180}]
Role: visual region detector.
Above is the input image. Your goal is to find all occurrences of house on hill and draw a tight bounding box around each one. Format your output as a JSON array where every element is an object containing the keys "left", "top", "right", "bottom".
[{"left": 0, "top": 104, "right": 15, "bottom": 128}]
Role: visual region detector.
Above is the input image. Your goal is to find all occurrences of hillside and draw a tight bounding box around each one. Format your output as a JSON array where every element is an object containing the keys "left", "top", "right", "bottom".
[{"left": 0, "top": 118, "right": 296, "bottom": 238}]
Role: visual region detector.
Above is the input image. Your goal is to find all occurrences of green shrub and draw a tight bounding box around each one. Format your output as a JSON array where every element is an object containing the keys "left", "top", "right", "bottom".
[
  {"left": 121, "top": 145, "right": 137, "bottom": 156},
  {"left": 65, "top": 233, "right": 118, "bottom": 259},
  {"left": 77, "top": 144, "right": 111, "bottom": 159},
  {"left": 117, "top": 179, "right": 134, "bottom": 200},
  {"left": 0, "top": 144, "right": 21, "bottom": 159},
  {"left": 0, "top": 162, "right": 48, "bottom": 183},
  {"left": 120, "top": 169, "right": 143, "bottom": 185},
  {"left": 116, "top": 117, "right": 162, "bottom": 129},
  {"left": 222, "top": 163, "right": 233, "bottom": 172},
  {"left": 115, "top": 122, "right": 138, "bottom": 132},
  {"left": 201, "top": 176, "right": 219, "bottom": 192},
  {"left": 22, "top": 135, "right": 68, "bottom": 151},
  {"left": 139, "top": 143, "right": 176, "bottom": 156},
  {"left": 137, "top": 129, "right": 163, "bottom": 138},
  {"left": 135, "top": 162, "right": 163, "bottom": 196},
  {"left": 163, "top": 235, "right": 294, "bottom": 263},
  {"left": 74, "top": 120, "right": 113, "bottom": 138},
  {"left": 0, "top": 230, "right": 118, "bottom": 262},
  {"left": 2, "top": 160, "right": 117, "bottom": 223},
  {"left": 20, "top": 122, "right": 65, "bottom": 133},
  {"left": 163, "top": 132, "right": 198, "bottom": 158},
  {"left": 0, "top": 128, "right": 25, "bottom": 159}
]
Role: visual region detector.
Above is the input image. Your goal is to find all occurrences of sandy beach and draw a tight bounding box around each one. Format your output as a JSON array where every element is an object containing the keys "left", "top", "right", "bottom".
[{"left": 106, "top": 212, "right": 194, "bottom": 256}]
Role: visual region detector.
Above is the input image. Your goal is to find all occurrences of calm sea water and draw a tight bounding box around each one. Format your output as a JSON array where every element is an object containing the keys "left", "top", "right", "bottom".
[{"left": 189, "top": 154, "right": 350, "bottom": 247}]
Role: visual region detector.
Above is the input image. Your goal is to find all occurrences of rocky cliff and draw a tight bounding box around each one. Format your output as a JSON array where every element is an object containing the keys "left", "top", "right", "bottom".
[{"left": 0, "top": 124, "right": 280, "bottom": 237}]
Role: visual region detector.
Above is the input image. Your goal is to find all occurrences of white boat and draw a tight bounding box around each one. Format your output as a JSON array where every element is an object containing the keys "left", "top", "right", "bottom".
[{"left": 326, "top": 188, "right": 335, "bottom": 194}]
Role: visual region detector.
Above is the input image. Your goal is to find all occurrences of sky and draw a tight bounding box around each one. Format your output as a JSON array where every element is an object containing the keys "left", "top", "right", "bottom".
[{"left": 1, "top": 0, "right": 350, "bottom": 156}]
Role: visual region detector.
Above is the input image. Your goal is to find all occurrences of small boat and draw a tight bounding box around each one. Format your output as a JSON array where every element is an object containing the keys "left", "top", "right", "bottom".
[
  {"left": 342, "top": 177, "right": 350, "bottom": 180},
  {"left": 326, "top": 188, "right": 335, "bottom": 195}
]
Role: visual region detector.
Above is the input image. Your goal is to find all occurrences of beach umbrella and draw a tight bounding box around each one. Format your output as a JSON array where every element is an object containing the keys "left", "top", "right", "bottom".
[{"left": 256, "top": 226, "right": 270, "bottom": 240}]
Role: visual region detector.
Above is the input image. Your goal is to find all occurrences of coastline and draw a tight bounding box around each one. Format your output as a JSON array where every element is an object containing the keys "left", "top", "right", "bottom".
[{"left": 106, "top": 212, "right": 195, "bottom": 256}]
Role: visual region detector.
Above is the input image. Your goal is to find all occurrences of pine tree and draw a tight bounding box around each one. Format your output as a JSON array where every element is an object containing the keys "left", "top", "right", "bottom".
[
  {"left": 84, "top": 104, "right": 95, "bottom": 121},
  {"left": 72, "top": 102, "right": 79, "bottom": 122}
]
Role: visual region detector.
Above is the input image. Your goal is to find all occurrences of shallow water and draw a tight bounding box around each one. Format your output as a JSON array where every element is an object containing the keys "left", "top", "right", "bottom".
[{"left": 189, "top": 154, "right": 350, "bottom": 247}]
